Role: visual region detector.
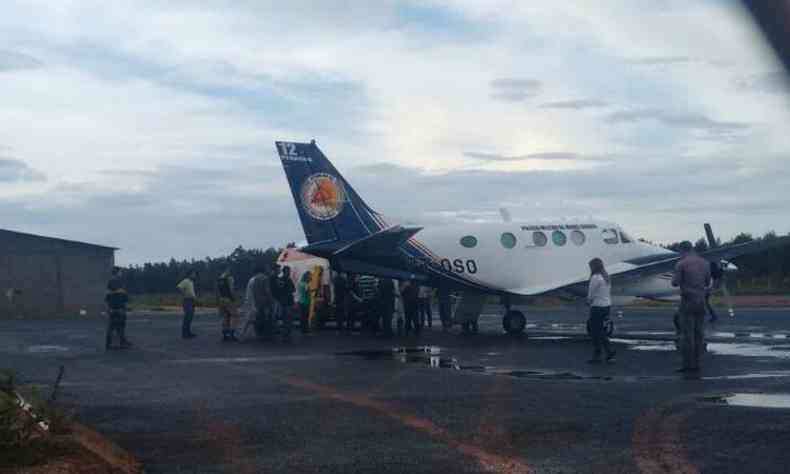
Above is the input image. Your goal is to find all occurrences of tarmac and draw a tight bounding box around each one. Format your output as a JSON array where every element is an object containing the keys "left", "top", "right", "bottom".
[{"left": 2, "top": 304, "right": 790, "bottom": 473}]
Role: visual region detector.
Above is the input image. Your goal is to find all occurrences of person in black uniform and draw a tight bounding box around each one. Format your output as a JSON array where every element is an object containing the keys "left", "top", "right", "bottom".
[
  {"left": 105, "top": 287, "right": 131, "bottom": 350},
  {"left": 273, "top": 266, "right": 296, "bottom": 340},
  {"left": 401, "top": 280, "right": 420, "bottom": 336}
]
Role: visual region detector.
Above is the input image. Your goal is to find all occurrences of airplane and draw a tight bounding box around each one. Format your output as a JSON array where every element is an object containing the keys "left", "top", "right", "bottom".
[{"left": 275, "top": 140, "right": 790, "bottom": 335}]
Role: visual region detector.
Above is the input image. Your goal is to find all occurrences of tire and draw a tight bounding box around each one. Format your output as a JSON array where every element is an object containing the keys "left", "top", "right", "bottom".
[{"left": 502, "top": 310, "right": 526, "bottom": 335}]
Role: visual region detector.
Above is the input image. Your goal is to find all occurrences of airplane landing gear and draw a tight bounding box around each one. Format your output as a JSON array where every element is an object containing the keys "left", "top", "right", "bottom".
[{"left": 502, "top": 310, "right": 526, "bottom": 335}]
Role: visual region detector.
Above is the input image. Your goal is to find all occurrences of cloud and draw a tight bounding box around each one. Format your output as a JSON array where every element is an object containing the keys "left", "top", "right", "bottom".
[
  {"left": 490, "top": 78, "right": 542, "bottom": 102},
  {"left": 0, "top": 158, "right": 45, "bottom": 182},
  {"left": 0, "top": 50, "right": 41, "bottom": 72},
  {"left": 606, "top": 108, "right": 750, "bottom": 138},
  {"left": 734, "top": 71, "right": 789, "bottom": 94},
  {"left": 463, "top": 151, "right": 609, "bottom": 163},
  {"left": 539, "top": 99, "right": 609, "bottom": 110}
]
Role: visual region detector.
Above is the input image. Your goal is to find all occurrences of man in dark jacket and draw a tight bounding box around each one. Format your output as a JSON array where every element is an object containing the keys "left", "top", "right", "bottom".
[
  {"left": 672, "top": 241, "right": 712, "bottom": 374},
  {"left": 273, "top": 266, "right": 296, "bottom": 339},
  {"left": 377, "top": 278, "right": 397, "bottom": 337},
  {"left": 401, "top": 280, "right": 421, "bottom": 336},
  {"left": 105, "top": 287, "right": 131, "bottom": 350}
]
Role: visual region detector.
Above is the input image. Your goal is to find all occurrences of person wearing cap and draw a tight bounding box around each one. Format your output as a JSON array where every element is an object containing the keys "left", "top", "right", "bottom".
[{"left": 672, "top": 241, "right": 712, "bottom": 375}]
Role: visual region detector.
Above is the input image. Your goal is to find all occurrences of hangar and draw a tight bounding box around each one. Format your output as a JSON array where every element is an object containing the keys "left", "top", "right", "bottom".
[{"left": 0, "top": 229, "right": 116, "bottom": 319}]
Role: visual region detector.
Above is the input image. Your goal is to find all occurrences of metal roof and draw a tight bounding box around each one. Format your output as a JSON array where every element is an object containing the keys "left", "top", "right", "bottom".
[{"left": 0, "top": 228, "right": 118, "bottom": 251}]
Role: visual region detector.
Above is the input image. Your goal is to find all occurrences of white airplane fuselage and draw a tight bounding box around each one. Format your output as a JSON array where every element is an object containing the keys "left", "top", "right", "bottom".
[{"left": 412, "top": 219, "right": 677, "bottom": 300}]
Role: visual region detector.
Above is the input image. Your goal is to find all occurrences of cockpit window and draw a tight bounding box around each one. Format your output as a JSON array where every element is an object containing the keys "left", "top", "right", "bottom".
[
  {"left": 602, "top": 228, "right": 619, "bottom": 244},
  {"left": 620, "top": 230, "right": 633, "bottom": 243}
]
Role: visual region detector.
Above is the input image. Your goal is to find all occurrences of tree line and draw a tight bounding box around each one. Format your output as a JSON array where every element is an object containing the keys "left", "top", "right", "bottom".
[
  {"left": 121, "top": 231, "right": 790, "bottom": 295},
  {"left": 122, "top": 246, "right": 281, "bottom": 295}
]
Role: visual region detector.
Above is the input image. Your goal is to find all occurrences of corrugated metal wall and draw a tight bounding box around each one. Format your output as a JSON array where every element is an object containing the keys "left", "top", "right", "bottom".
[{"left": 0, "top": 231, "right": 115, "bottom": 319}]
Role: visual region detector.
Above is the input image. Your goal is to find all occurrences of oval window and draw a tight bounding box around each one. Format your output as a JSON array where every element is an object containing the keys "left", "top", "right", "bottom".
[
  {"left": 532, "top": 231, "right": 548, "bottom": 247},
  {"left": 552, "top": 230, "right": 567, "bottom": 246},
  {"left": 500, "top": 232, "right": 517, "bottom": 249},
  {"left": 602, "top": 228, "right": 619, "bottom": 244},
  {"left": 460, "top": 235, "right": 478, "bottom": 248},
  {"left": 571, "top": 230, "right": 586, "bottom": 246}
]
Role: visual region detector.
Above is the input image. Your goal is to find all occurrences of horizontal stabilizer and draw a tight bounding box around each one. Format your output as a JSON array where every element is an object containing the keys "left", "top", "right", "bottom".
[{"left": 333, "top": 225, "right": 422, "bottom": 260}]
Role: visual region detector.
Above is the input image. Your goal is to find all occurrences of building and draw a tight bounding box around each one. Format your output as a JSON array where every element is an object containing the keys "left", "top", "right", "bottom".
[{"left": 0, "top": 229, "right": 116, "bottom": 319}]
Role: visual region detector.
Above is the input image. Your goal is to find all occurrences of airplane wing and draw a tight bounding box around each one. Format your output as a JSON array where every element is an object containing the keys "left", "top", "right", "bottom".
[{"left": 508, "top": 235, "right": 790, "bottom": 297}]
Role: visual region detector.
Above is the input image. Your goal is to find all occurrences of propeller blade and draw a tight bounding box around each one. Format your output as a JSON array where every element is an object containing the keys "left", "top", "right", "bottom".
[{"left": 704, "top": 223, "right": 718, "bottom": 249}]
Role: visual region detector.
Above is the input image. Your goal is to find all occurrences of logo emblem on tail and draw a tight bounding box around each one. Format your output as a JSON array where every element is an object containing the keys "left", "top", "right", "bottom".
[{"left": 301, "top": 173, "right": 346, "bottom": 221}]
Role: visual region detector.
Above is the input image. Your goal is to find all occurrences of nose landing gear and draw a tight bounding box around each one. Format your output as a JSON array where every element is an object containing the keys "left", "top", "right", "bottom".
[{"left": 503, "top": 310, "right": 527, "bottom": 335}]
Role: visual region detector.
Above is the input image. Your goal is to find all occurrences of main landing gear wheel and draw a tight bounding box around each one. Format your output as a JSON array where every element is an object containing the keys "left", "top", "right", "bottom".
[{"left": 503, "top": 310, "right": 526, "bottom": 335}]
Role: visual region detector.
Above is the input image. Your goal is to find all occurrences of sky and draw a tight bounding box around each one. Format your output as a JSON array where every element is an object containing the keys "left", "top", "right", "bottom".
[{"left": 1, "top": 0, "right": 789, "bottom": 265}]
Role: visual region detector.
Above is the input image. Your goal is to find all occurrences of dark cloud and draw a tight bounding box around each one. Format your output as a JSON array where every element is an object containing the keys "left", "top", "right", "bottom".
[
  {"left": 606, "top": 108, "right": 750, "bottom": 138},
  {"left": 539, "top": 99, "right": 609, "bottom": 110},
  {"left": 462, "top": 151, "right": 609, "bottom": 163},
  {"left": 0, "top": 50, "right": 42, "bottom": 72},
  {"left": 490, "top": 78, "right": 542, "bottom": 102},
  {"left": 0, "top": 158, "right": 45, "bottom": 182},
  {"left": 734, "top": 71, "right": 789, "bottom": 94}
]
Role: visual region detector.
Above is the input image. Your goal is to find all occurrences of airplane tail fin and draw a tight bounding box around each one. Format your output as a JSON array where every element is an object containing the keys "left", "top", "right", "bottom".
[{"left": 275, "top": 140, "right": 389, "bottom": 246}]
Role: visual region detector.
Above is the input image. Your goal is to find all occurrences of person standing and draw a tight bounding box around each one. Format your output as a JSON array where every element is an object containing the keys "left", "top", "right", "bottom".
[
  {"left": 297, "top": 271, "right": 312, "bottom": 334},
  {"left": 401, "top": 280, "right": 421, "bottom": 336},
  {"left": 177, "top": 271, "right": 198, "bottom": 339},
  {"left": 105, "top": 284, "right": 131, "bottom": 350},
  {"left": 356, "top": 274, "right": 379, "bottom": 334},
  {"left": 437, "top": 284, "right": 452, "bottom": 331},
  {"left": 377, "top": 278, "right": 397, "bottom": 337},
  {"left": 250, "top": 266, "right": 275, "bottom": 340},
  {"left": 587, "top": 258, "right": 615, "bottom": 364},
  {"left": 217, "top": 268, "right": 239, "bottom": 342},
  {"left": 273, "top": 266, "right": 296, "bottom": 340},
  {"left": 672, "top": 241, "right": 712, "bottom": 375},
  {"left": 418, "top": 285, "right": 433, "bottom": 328}
]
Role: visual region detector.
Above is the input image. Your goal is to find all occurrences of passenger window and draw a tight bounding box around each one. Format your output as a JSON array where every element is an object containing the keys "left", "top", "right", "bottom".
[
  {"left": 571, "top": 230, "right": 586, "bottom": 246},
  {"left": 602, "top": 228, "right": 619, "bottom": 244},
  {"left": 532, "top": 231, "right": 548, "bottom": 247},
  {"left": 552, "top": 230, "right": 567, "bottom": 246},
  {"left": 620, "top": 231, "right": 633, "bottom": 243},
  {"left": 460, "top": 235, "right": 478, "bottom": 248},
  {"left": 500, "top": 232, "right": 517, "bottom": 249}
]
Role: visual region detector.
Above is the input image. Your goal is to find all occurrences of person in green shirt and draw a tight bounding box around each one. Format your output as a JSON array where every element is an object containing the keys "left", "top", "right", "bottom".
[{"left": 297, "top": 271, "right": 312, "bottom": 334}]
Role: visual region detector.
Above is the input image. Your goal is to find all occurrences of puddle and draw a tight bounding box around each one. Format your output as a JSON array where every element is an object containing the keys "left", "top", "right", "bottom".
[
  {"left": 27, "top": 345, "right": 69, "bottom": 353},
  {"left": 707, "top": 343, "right": 790, "bottom": 359},
  {"left": 630, "top": 342, "right": 676, "bottom": 352},
  {"left": 702, "top": 393, "right": 790, "bottom": 409},
  {"left": 169, "top": 355, "right": 325, "bottom": 364},
  {"left": 337, "top": 346, "right": 605, "bottom": 381}
]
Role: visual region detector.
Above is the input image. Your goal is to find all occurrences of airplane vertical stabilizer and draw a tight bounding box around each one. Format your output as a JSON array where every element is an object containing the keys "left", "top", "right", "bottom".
[{"left": 275, "top": 141, "right": 388, "bottom": 245}]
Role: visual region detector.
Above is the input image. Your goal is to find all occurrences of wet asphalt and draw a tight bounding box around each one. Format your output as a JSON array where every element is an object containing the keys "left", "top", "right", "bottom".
[{"left": 2, "top": 305, "right": 790, "bottom": 473}]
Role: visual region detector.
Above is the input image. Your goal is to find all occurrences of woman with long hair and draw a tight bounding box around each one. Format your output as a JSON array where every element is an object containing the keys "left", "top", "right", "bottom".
[{"left": 587, "top": 258, "right": 615, "bottom": 363}]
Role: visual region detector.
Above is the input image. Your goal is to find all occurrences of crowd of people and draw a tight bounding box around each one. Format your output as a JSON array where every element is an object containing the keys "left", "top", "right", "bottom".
[
  {"left": 105, "top": 242, "right": 720, "bottom": 380},
  {"left": 102, "top": 263, "right": 452, "bottom": 350}
]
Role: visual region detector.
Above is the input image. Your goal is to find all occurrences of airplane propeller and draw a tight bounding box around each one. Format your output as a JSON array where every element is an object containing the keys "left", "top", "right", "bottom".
[{"left": 703, "top": 223, "right": 736, "bottom": 318}]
